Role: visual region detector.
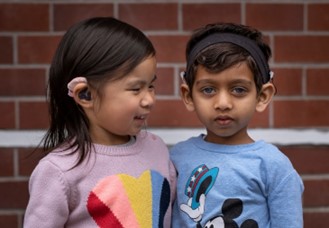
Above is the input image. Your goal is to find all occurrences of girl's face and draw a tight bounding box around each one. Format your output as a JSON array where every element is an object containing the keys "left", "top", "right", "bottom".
[
  {"left": 182, "top": 62, "right": 264, "bottom": 145},
  {"left": 88, "top": 56, "right": 157, "bottom": 145}
]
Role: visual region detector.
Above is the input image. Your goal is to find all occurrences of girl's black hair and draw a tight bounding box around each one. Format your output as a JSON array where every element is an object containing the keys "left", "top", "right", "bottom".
[
  {"left": 42, "top": 17, "right": 155, "bottom": 167},
  {"left": 185, "top": 22, "right": 272, "bottom": 94}
]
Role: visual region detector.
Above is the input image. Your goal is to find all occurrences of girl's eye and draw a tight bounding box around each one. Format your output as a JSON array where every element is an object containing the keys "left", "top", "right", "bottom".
[
  {"left": 201, "top": 87, "right": 215, "bottom": 95},
  {"left": 149, "top": 84, "right": 155, "bottom": 91},
  {"left": 130, "top": 88, "right": 141, "bottom": 93}
]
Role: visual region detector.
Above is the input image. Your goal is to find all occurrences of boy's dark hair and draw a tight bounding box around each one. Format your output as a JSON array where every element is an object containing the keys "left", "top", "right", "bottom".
[
  {"left": 42, "top": 17, "right": 155, "bottom": 167},
  {"left": 183, "top": 22, "right": 272, "bottom": 94}
]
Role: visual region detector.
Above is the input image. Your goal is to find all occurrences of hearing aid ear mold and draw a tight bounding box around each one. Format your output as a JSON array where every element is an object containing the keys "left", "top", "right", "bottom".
[{"left": 67, "top": 77, "right": 88, "bottom": 97}]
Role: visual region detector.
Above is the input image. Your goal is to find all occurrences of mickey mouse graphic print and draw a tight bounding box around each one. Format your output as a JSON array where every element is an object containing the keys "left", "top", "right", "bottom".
[{"left": 170, "top": 135, "right": 304, "bottom": 228}]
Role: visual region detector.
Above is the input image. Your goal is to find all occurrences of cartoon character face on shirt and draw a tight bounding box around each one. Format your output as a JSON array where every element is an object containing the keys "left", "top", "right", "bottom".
[
  {"left": 203, "top": 198, "right": 258, "bottom": 228},
  {"left": 180, "top": 164, "right": 258, "bottom": 228}
]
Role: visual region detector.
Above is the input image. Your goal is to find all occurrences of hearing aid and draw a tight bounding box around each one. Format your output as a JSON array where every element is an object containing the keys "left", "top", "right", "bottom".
[{"left": 78, "top": 89, "right": 91, "bottom": 101}]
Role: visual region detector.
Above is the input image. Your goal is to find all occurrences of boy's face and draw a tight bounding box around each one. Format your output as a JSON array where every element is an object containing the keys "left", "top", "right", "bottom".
[{"left": 181, "top": 61, "right": 272, "bottom": 145}]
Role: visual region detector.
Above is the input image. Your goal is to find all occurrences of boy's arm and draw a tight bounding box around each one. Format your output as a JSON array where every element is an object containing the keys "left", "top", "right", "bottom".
[{"left": 268, "top": 170, "right": 304, "bottom": 228}]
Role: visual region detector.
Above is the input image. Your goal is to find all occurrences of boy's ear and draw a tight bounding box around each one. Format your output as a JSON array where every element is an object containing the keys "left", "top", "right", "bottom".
[
  {"left": 256, "top": 83, "right": 275, "bottom": 112},
  {"left": 71, "top": 83, "right": 93, "bottom": 108},
  {"left": 180, "top": 84, "right": 195, "bottom": 112}
]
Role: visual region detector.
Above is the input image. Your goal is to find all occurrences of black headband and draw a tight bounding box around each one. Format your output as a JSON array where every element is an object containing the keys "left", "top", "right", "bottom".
[{"left": 186, "top": 33, "right": 272, "bottom": 84}]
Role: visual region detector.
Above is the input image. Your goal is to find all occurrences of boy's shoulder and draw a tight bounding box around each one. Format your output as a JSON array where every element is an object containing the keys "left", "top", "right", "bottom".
[{"left": 169, "top": 135, "right": 202, "bottom": 156}]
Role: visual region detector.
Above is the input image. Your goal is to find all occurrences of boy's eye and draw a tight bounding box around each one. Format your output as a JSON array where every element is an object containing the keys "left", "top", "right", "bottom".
[
  {"left": 232, "top": 87, "right": 247, "bottom": 95},
  {"left": 202, "top": 87, "right": 215, "bottom": 95}
]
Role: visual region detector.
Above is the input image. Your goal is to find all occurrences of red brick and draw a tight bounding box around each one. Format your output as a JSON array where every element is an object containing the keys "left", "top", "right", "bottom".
[
  {"left": 307, "top": 68, "right": 329, "bottom": 96},
  {"left": 304, "top": 212, "right": 329, "bottom": 228},
  {"left": 156, "top": 67, "right": 175, "bottom": 95},
  {"left": 308, "top": 4, "right": 329, "bottom": 31},
  {"left": 0, "top": 181, "right": 29, "bottom": 208},
  {"left": 274, "top": 100, "right": 329, "bottom": 127},
  {"left": 303, "top": 180, "right": 329, "bottom": 207},
  {"left": 19, "top": 148, "right": 42, "bottom": 177},
  {"left": 249, "top": 108, "right": 270, "bottom": 128},
  {"left": 19, "top": 102, "right": 49, "bottom": 129},
  {"left": 0, "top": 148, "right": 14, "bottom": 176},
  {"left": 275, "top": 35, "right": 329, "bottom": 63},
  {"left": 280, "top": 146, "right": 329, "bottom": 174},
  {"left": 273, "top": 68, "right": 303, "bottom": 96},
  {"left": 0, "top": 36, "right": 13, "bottom": 64},
  {"left": 0, "top": 215, "right": 18, "bottom": 228},
  {"left": 0, "top": 102, "right": 15, "bottom": 129},
  {"left": 18, "top": 36, "right": 61, "bottom": 64},
  {"left": 148, "top": 100, "right": 202, "bottom": 127},
  {"left": 0, "top": 69, "right": 46, "bottom": 96},
  {"left": 54, "top": 4, "right": 114, "bottom": 31},
  {"left": 182, "top": 3, "right": 241, "bottom": 31},
  {"left": 119, "top": 3, "right": 178, "bottom": 30},
  {"left": 0, "top": 3, "right": 49, "bottom": 31},
  {"left": 150, "top": 35, "right": 188, "bottom": 63},
  {"left": 246, "top": 4, "right": 303, "bottom": 31}
]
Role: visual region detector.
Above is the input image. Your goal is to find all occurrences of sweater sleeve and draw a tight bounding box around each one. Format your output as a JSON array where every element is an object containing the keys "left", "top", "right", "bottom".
[
  {"left": 24, "top": 160, "right": 70, "bottom": 228},
  {"left": 268, "top": 169, "right": 304, "bottom": 228},
  {"left": 169, "top": 160, "right": 177, "bottom": 203}
]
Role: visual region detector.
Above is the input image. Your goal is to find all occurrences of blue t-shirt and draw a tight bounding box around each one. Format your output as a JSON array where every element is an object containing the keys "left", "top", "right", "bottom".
[{"left": 170, "top": 135, "right": 304, "bottom": 228}]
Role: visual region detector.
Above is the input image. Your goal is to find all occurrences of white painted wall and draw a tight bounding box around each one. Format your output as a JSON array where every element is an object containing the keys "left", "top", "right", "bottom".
[{"left": 0, "top": 128, "right": 328, "bottom": 147}]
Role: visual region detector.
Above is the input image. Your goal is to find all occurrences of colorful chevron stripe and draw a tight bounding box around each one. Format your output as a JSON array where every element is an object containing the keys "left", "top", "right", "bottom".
[{"left": 87, "top": 170, "right": 170, "bottom": 228}]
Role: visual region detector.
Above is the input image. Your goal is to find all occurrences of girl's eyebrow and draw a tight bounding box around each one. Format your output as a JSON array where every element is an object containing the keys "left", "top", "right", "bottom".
[{"left": 126, "top": 75, "right": 157, "bottom": 86}]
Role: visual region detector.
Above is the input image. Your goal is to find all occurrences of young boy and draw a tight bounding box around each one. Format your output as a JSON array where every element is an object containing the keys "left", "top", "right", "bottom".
[{"left": 170, "top": 23, "right": 304, "bottom": 228}]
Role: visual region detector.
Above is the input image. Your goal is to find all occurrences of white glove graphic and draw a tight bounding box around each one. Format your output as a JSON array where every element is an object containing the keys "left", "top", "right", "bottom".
[{"left": 180, "top": 194, "right": 206, "bottom": 222}]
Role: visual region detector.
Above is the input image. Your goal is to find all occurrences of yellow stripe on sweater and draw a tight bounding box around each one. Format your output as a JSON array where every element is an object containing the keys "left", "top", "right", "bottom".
[{"left": 119, "top": 171, "right": 152, "bottom": 228}]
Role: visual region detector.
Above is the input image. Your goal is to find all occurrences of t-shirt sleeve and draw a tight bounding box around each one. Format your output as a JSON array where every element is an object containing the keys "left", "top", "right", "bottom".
[
  {"left": 24, "top": 160, "right": 70, "bottom": 228},
  {"left": 267, "top": 169, "right": 304, "bottom": 228}
]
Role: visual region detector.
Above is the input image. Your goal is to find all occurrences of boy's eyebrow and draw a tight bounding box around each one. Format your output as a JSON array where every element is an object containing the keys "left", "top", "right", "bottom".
[
  {"left": 195, "top": 78, "right": 216, "bottom": 85},
  {"left": 230, "top": 79, "right": 253, "bottom": 85},
  {"left": 195, "top": 78, "right": 253, "bottom": 85}
]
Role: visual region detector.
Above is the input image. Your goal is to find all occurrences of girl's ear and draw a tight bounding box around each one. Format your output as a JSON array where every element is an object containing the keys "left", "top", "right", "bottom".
[
  {"left": 256, "top": 83, "right": 275, "bottom": 113},
  {"left": 180, "top": 84, "right": 195, "bottom": 112},
  {"left": 71, "top": 83, "right": 93, "bottom": 108}
]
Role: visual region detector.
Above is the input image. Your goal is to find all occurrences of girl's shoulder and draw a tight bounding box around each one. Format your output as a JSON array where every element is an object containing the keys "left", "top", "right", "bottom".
[
  {"left": 39, "top": 145, "right": 80, "bottom": 171},
  {"left": 137, "top": 131, "right": 167, "bottom": 147}
]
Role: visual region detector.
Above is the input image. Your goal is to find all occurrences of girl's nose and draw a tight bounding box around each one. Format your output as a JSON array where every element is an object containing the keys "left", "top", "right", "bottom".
[{"left": 141, "top": 90, "right": 155, "bottom": 109}]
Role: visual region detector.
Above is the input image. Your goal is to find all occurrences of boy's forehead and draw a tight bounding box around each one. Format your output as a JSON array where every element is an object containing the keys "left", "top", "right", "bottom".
[{"left": 194, "top": 62, "right": 254, "bottom": 82}]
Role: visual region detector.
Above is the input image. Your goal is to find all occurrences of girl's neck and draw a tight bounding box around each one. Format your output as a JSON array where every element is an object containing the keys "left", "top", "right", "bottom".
[{"left": 91, "top": 133, "right": 132, "bottom": 146}]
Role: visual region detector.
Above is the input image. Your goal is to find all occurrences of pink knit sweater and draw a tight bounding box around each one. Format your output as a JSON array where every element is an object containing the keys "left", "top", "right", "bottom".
[{"left": 24, "top": 131, "right": 176, "bottom": 228}]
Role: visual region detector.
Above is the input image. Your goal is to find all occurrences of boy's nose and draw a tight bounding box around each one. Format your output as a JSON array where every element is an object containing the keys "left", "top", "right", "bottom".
[{"left": 214, "top": 92, "right": 233, "bottom": 111}]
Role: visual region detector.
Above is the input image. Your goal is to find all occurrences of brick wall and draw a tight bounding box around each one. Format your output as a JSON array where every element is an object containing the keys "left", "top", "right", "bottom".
[{"left": 0, "top": 0, "right": 329, "bottom": 227}]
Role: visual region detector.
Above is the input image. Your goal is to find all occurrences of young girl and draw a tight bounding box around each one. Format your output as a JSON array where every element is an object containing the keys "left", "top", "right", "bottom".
[{"left": 24, "top": 17, "right": 175, "bottom": 228}]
